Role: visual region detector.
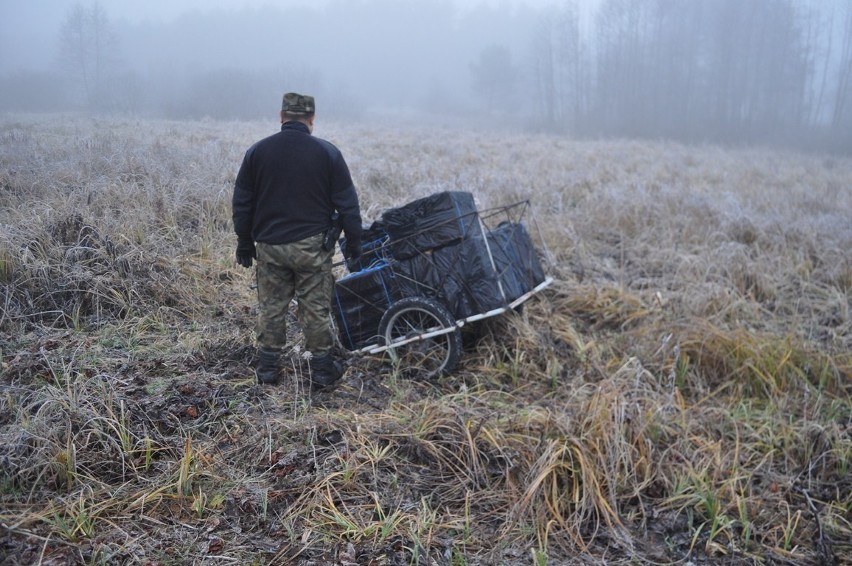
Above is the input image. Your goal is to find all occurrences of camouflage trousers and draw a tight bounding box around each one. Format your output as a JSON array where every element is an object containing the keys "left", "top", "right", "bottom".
[{"left": 255, "top": 234, "right": 334, "bottom": 355}]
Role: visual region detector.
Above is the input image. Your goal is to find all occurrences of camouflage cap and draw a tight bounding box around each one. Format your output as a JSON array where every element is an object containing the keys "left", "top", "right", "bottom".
[{"left": 281, "top": 92, "right": 315, "bottom": 114}]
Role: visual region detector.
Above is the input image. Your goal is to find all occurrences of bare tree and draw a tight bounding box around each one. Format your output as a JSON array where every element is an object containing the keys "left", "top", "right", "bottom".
[
  {"left": 530, "top": 3, "right": 585, "bottom": 132},
  {"left": 470, "top": 45, "right": 518, "bottom": 113},
  {"left": 57, "top": 2, "right": 120, "bottom": 110},
  {"left": 595, "top": 0, "right": 654, "bottom": 136},
  {"left": 833, "top": 3, "right": 852, "bottom": 129}
]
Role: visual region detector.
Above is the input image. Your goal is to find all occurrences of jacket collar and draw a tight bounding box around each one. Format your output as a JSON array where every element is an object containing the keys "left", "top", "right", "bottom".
[{"left": 281, "top": 121, "right": 311, "bottom": 134}]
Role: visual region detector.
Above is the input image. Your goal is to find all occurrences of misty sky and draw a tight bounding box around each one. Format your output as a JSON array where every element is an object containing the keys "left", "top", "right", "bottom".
[
  {"left": 0, "top": 0, "right": 606, "bottom": 120},
  {"left": 0, "top": 0, "right": 592, "bottom": 72}
]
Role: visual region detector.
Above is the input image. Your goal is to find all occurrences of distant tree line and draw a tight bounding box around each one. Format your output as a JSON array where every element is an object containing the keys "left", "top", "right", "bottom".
[
  {"left": 0, "top": 2, "right": 360, "bottom": 120},
  {"left": 530, "top": 0, "right": 852, "bottom": 151},
  {"left": 1, "top": 0, "right": 850, "bottom": 153}
]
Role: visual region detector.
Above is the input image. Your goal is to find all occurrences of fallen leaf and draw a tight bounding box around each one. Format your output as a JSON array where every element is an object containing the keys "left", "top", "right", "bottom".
[
  {"left": 208, "top": 538, "right": 224, "bottom": 554},
  {"left": 275, "top": 463, "right": 296, "bottom": 477}
]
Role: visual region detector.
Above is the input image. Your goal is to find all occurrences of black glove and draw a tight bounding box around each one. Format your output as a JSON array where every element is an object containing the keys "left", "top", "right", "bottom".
[
  {"left": 344, "top": 239, "right": 362, "bottom": 261},
  {"left": 236, "top": 238, "right": 256, "bottom": 268}
]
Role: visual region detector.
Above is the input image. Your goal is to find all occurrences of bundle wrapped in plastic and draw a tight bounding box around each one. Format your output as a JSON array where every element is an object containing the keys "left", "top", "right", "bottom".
[
  {"left": 487, "top": 221, "right": 546, "bottom": 301},
  {"left": 381, "top": 191, "right": 478, "bottom": 260},
  {"left": 394, "top": 229, "right": 502, "bottom": 319}
]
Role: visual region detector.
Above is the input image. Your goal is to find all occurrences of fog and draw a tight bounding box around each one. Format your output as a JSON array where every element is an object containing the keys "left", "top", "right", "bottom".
[{"left": 1, "top": 0, "right": 851, "bottom": 153}]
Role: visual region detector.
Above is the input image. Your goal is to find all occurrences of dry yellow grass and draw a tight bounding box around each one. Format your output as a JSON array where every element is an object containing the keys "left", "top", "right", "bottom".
[{"left": 0, "top": 114, "right": 850, "bottom": 564}]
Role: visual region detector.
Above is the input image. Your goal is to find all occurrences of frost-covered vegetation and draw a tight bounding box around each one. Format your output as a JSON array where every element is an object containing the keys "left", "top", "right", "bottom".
[{"left": 0, "top": 115, "right": 850, "bottom": 564}]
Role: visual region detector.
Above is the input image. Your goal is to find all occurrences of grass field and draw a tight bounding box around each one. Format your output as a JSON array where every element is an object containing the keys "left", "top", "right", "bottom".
[{"left": 1, "top": 114, "right": 850, "bottom": 565}]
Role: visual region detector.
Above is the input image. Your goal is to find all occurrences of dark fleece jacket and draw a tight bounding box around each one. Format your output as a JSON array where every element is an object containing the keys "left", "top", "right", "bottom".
[{"left": 232, "top": 121, "right": 362, "bottom": 246}]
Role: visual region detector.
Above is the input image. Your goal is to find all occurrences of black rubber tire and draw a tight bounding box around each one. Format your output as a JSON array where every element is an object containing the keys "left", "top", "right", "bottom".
[{"left": 378, "top": 296, "right": 462, "bottom": 379}]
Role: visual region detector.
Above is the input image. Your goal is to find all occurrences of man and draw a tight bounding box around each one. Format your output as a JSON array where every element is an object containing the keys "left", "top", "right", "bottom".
[{"left": 232, "top": 92, "right": 362, "bottom": 387}]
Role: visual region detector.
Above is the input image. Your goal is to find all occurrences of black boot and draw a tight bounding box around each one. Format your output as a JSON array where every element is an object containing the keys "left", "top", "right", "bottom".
[
  {"left": 310, "top": 352, "right": 343, "bottom": 389},
  {"left": 256, "top": 348, "right": 281, "bottom": 385}
]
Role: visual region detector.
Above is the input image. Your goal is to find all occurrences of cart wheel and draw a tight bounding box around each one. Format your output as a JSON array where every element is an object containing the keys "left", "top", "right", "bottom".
[{"left": 379, "top": 296, "right": 462, "bottom": 379}]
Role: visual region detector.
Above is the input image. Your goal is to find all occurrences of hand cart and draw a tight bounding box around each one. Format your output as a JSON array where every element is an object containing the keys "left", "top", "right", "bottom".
[{"left": 332, "top": 192, "right": 553, "bottom": 378}]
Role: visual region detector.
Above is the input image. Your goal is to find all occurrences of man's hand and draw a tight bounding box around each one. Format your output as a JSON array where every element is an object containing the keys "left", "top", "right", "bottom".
[
  {"left": 343, "top": 239, "right": 362, "bottom": 261},
  {"left": 236, "top": 238, "right": 256, "bottom": 268}
]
